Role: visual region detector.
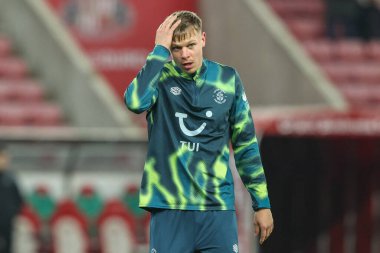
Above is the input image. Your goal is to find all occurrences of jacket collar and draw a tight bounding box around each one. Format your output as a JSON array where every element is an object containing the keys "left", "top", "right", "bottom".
[{"left": 171, "top": 59, "right": 208, "bottom": 81}]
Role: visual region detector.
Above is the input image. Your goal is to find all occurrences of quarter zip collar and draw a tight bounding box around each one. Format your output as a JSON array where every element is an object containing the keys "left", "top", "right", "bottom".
[{"left": 172, "top": 59, "right": 208, "bottom": 84}]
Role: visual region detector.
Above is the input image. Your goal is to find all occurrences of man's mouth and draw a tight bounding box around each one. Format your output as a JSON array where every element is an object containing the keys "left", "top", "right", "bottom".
[{"left": 182, "top": 62, "right": 193, "bottom": 70}]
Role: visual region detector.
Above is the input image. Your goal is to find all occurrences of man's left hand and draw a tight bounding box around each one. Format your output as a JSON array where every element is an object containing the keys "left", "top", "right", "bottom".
[{"left": 253, "top": 209, "right": 274, "bottom": 245}]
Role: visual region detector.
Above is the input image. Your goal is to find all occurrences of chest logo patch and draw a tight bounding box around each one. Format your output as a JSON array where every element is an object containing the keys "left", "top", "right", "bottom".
[
  {"left": 175, "top": 111, "right": 213, "bottom": 137},
  {"left": 170, "top": 86, "right": 182, "bottom": 95},
  {"left": 213, "top": 89, "right": 227, "bottom": 104}
]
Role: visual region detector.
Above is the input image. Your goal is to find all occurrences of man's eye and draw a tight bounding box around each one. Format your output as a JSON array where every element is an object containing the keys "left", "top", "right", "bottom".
[{"left": 188, "top": 44, "right": 195, "bottom": 48}]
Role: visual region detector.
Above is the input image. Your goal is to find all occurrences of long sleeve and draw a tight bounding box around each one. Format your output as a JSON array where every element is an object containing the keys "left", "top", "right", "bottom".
[
  {"left": 124, "top": 45, "right": 170, "bottom": 114},
  {"left": 229, "top": 70, "right": 271, "bottom": 211}
]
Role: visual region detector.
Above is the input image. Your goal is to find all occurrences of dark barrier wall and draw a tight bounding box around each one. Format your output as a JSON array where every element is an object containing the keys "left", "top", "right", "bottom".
[{"left": 260, "top": 136, "right": 380, "bottom": 253}]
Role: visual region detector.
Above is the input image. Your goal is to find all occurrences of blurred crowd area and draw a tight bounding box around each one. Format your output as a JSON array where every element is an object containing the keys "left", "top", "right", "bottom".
[
  {"left": 268, "top": 0, "right": 380, "bottom": 109},
  {"left": 14, "top": 183, "right": 149, "bottom": 253},
  {"left": 268, "top": 0, "right": 380, "bottom": 41},
  {"left": 325, "top": 0, "right": 380, "bottom": 41}
]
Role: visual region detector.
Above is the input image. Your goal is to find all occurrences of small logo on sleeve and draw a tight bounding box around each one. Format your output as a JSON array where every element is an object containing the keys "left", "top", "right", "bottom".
[
  {"left": 242, "top": 92, "right": 247, "bottom": 102},
  {"left": 242, "top": 91, "right": 250, "bottom": 109}
]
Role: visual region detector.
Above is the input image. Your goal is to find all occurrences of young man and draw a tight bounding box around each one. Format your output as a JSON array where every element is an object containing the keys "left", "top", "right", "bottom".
[{"left": 125, "top": 11, "right": 273, "bottom": 253}]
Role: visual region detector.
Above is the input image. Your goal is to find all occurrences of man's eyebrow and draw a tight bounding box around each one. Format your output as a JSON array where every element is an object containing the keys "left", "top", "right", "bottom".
[{"left": 172, "top": 40, "right": 197, "bottom": 47}]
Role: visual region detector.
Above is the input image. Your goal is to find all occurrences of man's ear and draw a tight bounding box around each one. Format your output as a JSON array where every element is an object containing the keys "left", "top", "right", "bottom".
[{"left": 202, "top": 32, "right": 206, "bottom": 47}]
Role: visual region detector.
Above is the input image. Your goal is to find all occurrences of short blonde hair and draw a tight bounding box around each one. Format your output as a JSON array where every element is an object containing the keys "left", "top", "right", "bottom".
[{"left": 171, "top": 11, "right": 202, "bottom": 42}]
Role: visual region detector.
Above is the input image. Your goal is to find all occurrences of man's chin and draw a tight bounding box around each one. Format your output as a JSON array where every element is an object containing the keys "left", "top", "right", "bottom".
[
  {"left": 182, "top": 68, "right": 196, "bottom": 74},
  {"left": 186, "top": 70, "right": 196, "bottom": 74}
]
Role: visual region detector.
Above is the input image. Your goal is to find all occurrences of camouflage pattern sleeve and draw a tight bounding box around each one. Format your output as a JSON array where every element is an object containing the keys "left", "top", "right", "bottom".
[
  {"left": 124, "top": 45, "right": 170, "bottom": 114},
  {"left": 229, "top": 70, "right": 271, "bottom": 211}
]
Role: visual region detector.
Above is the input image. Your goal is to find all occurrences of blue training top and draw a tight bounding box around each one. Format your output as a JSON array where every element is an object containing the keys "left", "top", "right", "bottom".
[{"left": 124, "top": 45, "right": 270, "bottom": 211}]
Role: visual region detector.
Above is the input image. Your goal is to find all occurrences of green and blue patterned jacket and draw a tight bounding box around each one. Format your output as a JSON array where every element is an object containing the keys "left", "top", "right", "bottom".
[{"left": 125, "top": 45, "right": 270, "bottom": 211}]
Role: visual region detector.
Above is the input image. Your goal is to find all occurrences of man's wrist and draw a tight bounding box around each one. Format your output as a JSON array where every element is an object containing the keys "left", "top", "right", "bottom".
[{"left": 153, "top": 44, "right": 171, "bottom": 57}]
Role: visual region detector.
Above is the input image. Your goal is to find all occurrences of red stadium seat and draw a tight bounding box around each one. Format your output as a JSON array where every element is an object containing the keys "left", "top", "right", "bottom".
[
  {"left": 0, "top": 57, "right": 28, "bottom": 78},
  {"left": 13, "top": 205, "right": 41, "bottom": 253},
  {"left": 50, "top": 199, "right": 90, "bottom": 253},
  {"left": 323, "top": 62, "right": 380, "bottom": 85},
  {"left": 0, "top": 35, "right": 12, "bottom": 57},
  {"left": 303, "top": 40, "right": 334, "bottom": 63},
  {"left": 321, "top": 62, "right": 354, "bottom": 85},
  {"left": 13, "top": 82, "right": 44, "bottom": 103},
  {"left": 350, "top": 62, "right": 380, "bottom": 84},
  {"left": 0, "top": 103, "right": 64, "bottom": 126},
  {"left": 0, "top": 104, "right": 28, "bottom": 126},
  {"left": 364, "top": 41, "right": 380, "bottom": 61},
  {"left": 97, "top": 200, "right": 138, "bottom": 253},
  {"left": 0, "top": 76, "right": 65, "bottom": 126},
  {"left": 0, "top": 81, "right": 44, "bottom": 103},
  {"left": 268, "top": 0, "right": 325, "bottom": 19},
  {"left": 287, "top": 18, "right": 324, "bottom": 41},
  {"left": 0, "top": 84, "right": 16, "bottom": 102},
  {"left": 339, "top": 83, "right": 380, "bottom": 107},
  {"left": 334, "top": 40, "right": 365, "bottom": 62},
  {"left": 28, "top": 104, "right": 64, "bottom": 126}
]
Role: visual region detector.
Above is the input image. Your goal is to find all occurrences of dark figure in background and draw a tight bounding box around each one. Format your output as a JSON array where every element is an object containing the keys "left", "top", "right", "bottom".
[
  {"left": 0, "top": 146, "right": 23, "bottom": 253},
  {"left": 373, "top": 0, "right": 380, "bottom": 38},
  {"left": 357, "top": 0, "right": 380, "bottom": 40},
  {"left": 325, "top": 0, "right": 360, "bottom": 39}
]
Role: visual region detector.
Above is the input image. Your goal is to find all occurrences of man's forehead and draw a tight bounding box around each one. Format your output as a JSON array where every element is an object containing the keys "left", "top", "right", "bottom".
[{"left": 172, "top": 28, "right": 201, "bottom": 43}]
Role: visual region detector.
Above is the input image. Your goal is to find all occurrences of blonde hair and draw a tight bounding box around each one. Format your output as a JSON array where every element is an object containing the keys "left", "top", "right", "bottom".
[{"left": 171, "top": 11, "right": 202, "bottom": 42}]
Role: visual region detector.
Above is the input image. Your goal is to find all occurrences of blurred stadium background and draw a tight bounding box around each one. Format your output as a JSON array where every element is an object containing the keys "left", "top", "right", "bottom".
[{"left": 0, "top": 0, "right": 379, "bottom": 252}]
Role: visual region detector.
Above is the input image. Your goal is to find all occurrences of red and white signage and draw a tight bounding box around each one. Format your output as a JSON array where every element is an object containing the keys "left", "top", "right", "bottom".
[
  {"left": 46, "top": 0, "right": 198, "bottom": 99},
  {"left": 255, "top": 108, "right": 380, "bottom": 137}
]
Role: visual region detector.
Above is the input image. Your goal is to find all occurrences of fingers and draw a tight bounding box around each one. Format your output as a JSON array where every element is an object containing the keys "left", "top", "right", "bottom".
[
  {"left": 169, "top": 19, "right": 181, "bottom": 31},
  {"left": 254, "top": 221, "right": 260, "bottom": 236},
  {"left": 259, "top": 224, "right": 274, "bottom": 245},
  {"left": 155, "top": 14, "right": 182, "bottom": 49},
  {"left": 254, "top": 209, "right": 274, "bottom": 245},
  {"left": 159, "top": 14, "right": 180, "bottom": 31}
]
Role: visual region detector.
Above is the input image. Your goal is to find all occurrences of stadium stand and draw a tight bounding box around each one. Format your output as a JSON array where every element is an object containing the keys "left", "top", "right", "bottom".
[
  {"left": 0, "top": 32, "right": 66, "bottom": 126},
  {"left": 267, "top": 0, "right": 380, "bottom": 108}
]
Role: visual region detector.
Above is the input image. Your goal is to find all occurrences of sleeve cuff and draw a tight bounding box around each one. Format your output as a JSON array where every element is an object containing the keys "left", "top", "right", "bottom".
[
  {"left": 152, "top": 45, "right": 171, "bottom": 59},
  {"left": 253, "top": 198, "right": 271, "bottom": 211}
]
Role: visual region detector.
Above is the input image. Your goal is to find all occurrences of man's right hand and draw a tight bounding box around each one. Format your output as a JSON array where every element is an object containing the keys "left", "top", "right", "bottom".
[{"left": 155, "top": 14, "right": 181, "bottom": 50}]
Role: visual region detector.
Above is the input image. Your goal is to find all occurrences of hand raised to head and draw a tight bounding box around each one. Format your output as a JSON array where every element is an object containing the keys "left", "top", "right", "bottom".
[{"left": 155, "top": 14, "right": 181, "bottom": 50}]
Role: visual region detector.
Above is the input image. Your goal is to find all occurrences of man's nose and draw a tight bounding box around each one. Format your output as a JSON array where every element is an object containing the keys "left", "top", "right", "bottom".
[{"left": 181, "top": 48, "right": 190, "bottom": 58}]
